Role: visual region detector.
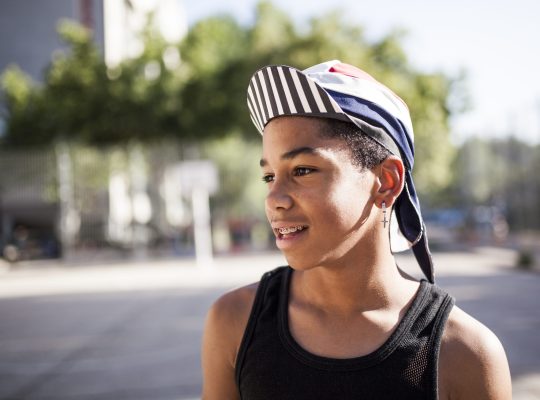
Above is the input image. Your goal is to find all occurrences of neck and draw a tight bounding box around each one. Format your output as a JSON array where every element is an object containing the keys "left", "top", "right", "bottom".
[{"left": 292, "top": 229, "right": 412, "bottom": 315}]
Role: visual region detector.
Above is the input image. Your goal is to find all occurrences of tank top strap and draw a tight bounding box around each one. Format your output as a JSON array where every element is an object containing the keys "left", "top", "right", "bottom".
[
  {"left": 417, "top": 283, "right": 455, "bottom": 399},
  {"left": 235, "top": 266, "right": 289, "bottom": 387}
]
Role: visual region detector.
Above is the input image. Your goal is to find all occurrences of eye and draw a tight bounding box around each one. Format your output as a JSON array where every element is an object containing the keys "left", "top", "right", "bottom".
[
  {"left": 261, "top": 174, "right": 274, "bottom": 183},
  {"left": 294, "top": 167, "right": 315, "bottom": 176}
]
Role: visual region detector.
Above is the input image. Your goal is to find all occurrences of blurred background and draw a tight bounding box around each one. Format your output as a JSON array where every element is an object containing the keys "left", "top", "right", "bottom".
[{"left": 0, "top": 0, "right": 538, "bottom": 399}]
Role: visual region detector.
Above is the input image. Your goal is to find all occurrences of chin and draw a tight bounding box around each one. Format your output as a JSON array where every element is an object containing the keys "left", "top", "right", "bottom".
[
  {"left": 283, "top": 246, "right": 354, "bottom": 271},
  {"left": 282, "top": 252, "right": 326, "bottom": 271}
]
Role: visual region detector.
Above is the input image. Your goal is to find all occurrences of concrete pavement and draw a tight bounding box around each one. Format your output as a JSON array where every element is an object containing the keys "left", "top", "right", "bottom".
[{"left": 0, "top": 248, "right": 538, "bottom": 399}]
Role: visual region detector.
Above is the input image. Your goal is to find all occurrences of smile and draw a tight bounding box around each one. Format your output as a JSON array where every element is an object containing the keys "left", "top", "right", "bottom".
[
  {"left": 277, "top": 225, "right": 306, "bottom": 235},
  {"left": 272, "top": 224, "right": 309, "bottom": 250}
]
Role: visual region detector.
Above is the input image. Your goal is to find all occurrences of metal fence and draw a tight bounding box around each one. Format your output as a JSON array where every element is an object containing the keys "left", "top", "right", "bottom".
[{"left": 0, "top": 142, "right": 202, "bottom": 262}]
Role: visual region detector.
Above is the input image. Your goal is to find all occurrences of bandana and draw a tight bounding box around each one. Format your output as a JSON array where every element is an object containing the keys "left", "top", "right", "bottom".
[{"left": 247, "top": 60, "right": 435, "bottom": 283}]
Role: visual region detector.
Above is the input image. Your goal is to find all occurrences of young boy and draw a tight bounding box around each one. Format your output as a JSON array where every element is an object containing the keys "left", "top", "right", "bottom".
[{"left": 202, "top": 60, "right": 511, "bottom": 399}]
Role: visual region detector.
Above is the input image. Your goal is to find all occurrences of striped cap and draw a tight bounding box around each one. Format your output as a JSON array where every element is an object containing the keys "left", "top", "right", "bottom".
[{"left": 247, "top": 60, "right": 435, "bottom": 283}]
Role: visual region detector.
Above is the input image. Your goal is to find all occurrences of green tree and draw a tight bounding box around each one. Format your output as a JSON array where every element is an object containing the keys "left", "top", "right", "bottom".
[
  {"left": 1, "top": 19, "right": 187, "bottom": 146},
  {"left": 178, "top": 2, "right": 457, "bottom": 203},
  {"left": 1, "top": 1, "right": 459, "bottom": 204},
  {"left": 176, "top": 15, "right": 249, "bottom": 139}
]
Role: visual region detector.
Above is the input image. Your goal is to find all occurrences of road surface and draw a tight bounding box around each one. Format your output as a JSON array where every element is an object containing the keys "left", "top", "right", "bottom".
[{"left": 0, "top": 248, "right": 538, "bottom": 399}]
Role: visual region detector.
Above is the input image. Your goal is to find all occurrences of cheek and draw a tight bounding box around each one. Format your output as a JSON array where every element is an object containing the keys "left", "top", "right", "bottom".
[{"left": 325, "top": 179, "right": 372, "bottom": 225}]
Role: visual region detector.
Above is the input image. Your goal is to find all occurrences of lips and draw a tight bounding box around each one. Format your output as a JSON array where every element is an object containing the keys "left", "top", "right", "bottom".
[
  {"left": 272, "top": 223, "right": 309, "bottom": 241},
  {"left": 277, "top": 225, "right": 306, "bottom": 235}
]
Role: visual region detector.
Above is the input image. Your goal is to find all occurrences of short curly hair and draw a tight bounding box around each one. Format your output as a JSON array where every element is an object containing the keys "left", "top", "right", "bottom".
[{"left": 317, "top": 118, "right": 391, "bottom": 170}]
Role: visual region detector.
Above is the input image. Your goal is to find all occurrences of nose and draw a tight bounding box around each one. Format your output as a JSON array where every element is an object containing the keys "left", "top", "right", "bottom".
[{"left": 265, "top": 179, "right": 293, "bottom": 212}]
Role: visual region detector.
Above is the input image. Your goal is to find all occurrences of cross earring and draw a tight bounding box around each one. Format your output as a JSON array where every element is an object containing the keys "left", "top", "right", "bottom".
[{"left": 381, "top": 201, "right": 388, "bottom": 228}]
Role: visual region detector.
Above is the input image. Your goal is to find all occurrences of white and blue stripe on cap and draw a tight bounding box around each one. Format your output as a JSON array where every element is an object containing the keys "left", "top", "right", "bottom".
[
  {"left": 247, "top": 60, "right": 435, "bottom": 282},
  {"left": 247, "top": 65, "right": 344, "bottom": 133}
]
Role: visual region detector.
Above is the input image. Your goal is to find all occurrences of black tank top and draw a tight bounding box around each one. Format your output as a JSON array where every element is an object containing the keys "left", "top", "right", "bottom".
[{"left": 235, "top": 266, "right": 454, "bottom": 400}]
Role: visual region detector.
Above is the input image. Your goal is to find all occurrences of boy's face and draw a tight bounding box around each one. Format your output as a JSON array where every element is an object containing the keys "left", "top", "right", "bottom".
[{"left": 261, "top": 116, "right": 378, "bottom": 270}]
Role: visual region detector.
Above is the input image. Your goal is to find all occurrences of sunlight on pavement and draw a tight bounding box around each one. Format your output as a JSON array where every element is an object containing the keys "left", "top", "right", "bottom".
[
  {"left": 0, "top": 253, "right": 286, "bottom": 299},
  {"left": 514, "top": 373, "right": 540, "bottom": 400}
]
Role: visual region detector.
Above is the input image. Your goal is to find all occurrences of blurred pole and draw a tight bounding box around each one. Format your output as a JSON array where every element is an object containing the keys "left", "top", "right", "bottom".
[
  {"left": 56, "top": 143, "right": 80, "bottom": 260},
  {"left": 129, "top": 145, "right": 152, "bottom": 260},
  {"left": 176, "top": 160, "right": 218, "bottom": 268},
  {"left": 192, "top": 186, "right": 213, "bottom": 267}
]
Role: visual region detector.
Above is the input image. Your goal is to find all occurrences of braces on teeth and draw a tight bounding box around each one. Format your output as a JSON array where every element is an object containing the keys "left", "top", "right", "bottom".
[{"left": 278, "top": 226, "right": 306, "bottom": 235}]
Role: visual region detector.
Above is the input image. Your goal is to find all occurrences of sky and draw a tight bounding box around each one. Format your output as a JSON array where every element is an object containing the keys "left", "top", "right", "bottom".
[{"left": 182, "top": 0, "right": 540, "bottom": 144}]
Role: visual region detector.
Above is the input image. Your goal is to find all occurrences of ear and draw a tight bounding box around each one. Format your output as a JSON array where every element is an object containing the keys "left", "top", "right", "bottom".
[{"left": 373, "top": 156, "right": 405, "bottom": 208}]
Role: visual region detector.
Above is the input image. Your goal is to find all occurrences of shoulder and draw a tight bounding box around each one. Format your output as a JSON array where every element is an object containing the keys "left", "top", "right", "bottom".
[
  {"left": 204, "top": 281, "right": 260, "bottom": 363},
  {"left": 438, "top": 305, "right": 512, "bottom": 400},
  {"left": 201, "top": 282, "right": 259, "bottom": 400},
  {"left": 205, "top": 282, "right": 259, "bottom": 356},
  {"left": 205, "top": 266, "right": 285, "bottom": 354}
]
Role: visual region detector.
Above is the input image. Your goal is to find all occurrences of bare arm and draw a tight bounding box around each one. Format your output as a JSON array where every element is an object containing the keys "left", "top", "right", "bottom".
[
  {"left": 201, "top": 284, "right": 258, "bottom": 400},
  {"left": 439, "top": 306, "right": 512, "bottom": 400}
]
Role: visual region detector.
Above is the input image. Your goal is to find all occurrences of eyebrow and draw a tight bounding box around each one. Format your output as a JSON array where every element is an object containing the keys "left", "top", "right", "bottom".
[{"left": 259, "top": 146, "right": 318, "bottom": 167}]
